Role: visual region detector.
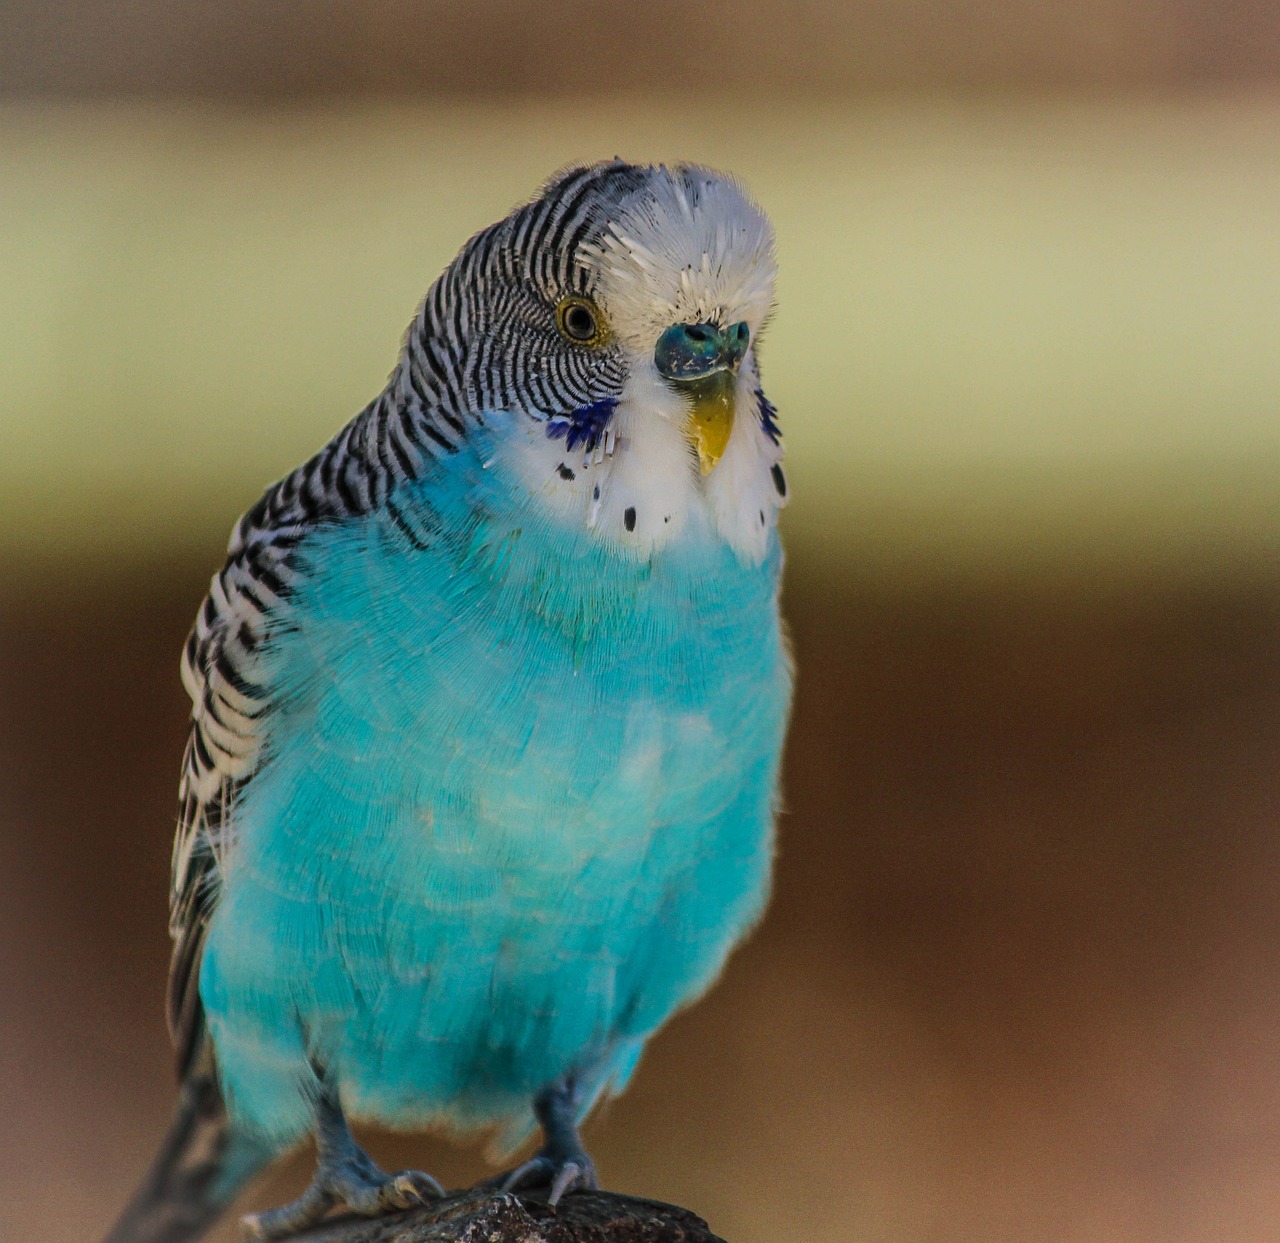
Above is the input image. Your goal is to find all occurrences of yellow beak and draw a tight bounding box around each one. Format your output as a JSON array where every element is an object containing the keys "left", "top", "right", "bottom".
[{"left": 682, "top": 371, "right": 736, "bottom": 475}]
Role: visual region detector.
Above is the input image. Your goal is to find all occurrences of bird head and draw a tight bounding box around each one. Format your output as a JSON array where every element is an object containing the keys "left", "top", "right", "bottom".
[{"left": 397, "top": 161, "right": 784, "bottom": 557}]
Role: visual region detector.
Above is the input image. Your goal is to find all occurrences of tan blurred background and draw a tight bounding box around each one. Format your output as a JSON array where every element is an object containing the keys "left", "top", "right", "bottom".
[{"left": 2, "top": 4, "right": 1279, "bottom": 1243}]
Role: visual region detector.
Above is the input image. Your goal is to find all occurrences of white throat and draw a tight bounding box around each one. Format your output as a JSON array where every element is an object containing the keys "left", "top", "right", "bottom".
[{"left": 498, "top": 353, "right": 785, "bottom": 563}]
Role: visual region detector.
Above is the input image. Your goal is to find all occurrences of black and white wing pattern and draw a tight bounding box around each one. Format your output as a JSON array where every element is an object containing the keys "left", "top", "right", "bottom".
[{"left": 165, "top": 387, "right": 454, "bottom": 1073}]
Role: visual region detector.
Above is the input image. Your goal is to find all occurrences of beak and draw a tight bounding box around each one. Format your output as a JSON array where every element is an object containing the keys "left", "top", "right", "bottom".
[{"left": 654, "top": 321, "right": 750, "bottom": 475}]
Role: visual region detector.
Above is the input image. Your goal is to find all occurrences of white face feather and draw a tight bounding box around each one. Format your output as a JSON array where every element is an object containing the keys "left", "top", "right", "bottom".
[
  {"left": 502, "top": 163, "right": 786, "bottom": 563},
  {"left": 580, "top": 166, "right": 777, "bottom": 353}
]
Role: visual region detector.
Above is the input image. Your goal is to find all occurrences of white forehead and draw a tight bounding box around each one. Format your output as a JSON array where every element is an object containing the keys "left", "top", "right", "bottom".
[{"left": 578, "top": 164, "right": 777, "bottom": 350}]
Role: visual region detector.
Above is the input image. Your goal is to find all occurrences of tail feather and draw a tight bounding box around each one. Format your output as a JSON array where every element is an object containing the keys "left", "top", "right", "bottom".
[{"left": 103, "top": 1055, "right": 278, "bottom": 1243}]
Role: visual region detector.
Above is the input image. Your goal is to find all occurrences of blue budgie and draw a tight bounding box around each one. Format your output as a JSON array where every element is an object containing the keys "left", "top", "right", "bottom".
[{"left": 103, "top": 160, "right": 792, "bottom": 1243}]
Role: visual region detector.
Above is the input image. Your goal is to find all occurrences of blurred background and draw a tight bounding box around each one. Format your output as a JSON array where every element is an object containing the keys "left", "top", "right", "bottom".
[{"left": 2, "top": 4, "right": 1279, "bottom": 1242}]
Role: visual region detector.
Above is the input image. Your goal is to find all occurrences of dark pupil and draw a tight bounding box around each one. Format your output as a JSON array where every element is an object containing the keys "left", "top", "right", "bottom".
[{"left": 565, "top": 304, "right": 595, "bottom": 340}]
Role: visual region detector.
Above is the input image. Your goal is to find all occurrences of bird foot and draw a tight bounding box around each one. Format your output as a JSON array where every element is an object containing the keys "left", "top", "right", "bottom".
[
  {"left": 242, "top": 1147, "right": 443, "bottom": 1239},
  {"left": 493, "top": 1144, "right": 598, "bottom": 1207}
]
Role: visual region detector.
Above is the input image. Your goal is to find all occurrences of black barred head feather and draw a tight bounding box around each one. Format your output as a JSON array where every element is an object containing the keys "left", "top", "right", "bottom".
[
  {"left": 394, "top": 162, "right": 637, "bottom": 433},
  {"left": 392, "top": 160, "right": 776, "bottom": 444},
  {"left": 380, "top": 159, "right": 784, "bottom": 562}
]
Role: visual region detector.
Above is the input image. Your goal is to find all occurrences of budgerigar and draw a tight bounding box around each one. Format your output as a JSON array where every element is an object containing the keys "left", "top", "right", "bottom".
[{"left": 103, "top": 160, "right": 792, "bottom": 1243}]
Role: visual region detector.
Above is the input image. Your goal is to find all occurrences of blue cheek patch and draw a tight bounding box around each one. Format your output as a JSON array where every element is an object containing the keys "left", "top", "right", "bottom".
[{"left": 546, "top": 398, "right": 619, "bottom": 454}]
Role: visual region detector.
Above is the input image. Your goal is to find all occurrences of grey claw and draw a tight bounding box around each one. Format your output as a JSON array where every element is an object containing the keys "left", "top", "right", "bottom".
[
  {"left": 495, "top": 1152, "right": 595, "bottom": 1206},
  {"left": 548, "top": 1162, "right": 582, "bottom": 1207},
  {"left": 499, "top": 1157, "right": 546, "bottom": 1195},
  {"left": 391, "top": 1170, "right": 445, "bottom": 1204}
]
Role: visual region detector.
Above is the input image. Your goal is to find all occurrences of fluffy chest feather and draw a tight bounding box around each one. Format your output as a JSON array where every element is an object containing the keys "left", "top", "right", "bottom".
[
  {"left": 199, "top": 421, "right": 790, "bottom": 1133},
  {"left": 237, "top": 424, "right": 787, "bottom": 889}
]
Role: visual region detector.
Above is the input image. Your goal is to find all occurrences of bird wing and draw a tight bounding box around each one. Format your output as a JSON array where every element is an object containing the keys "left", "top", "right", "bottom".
[
  {"left": 166, "top": 391, "right": 445, "bottom": 1073},
  {"left": 167, "top": 534, "right": 290, "bottom": 1074}
]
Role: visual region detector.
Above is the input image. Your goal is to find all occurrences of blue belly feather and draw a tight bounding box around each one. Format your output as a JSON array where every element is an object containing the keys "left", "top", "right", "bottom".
[{"left": 200, "top": 422, "right": 791, "bottom": 1147}]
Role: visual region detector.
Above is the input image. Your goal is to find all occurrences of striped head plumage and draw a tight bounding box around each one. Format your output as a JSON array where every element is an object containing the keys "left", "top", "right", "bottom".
[{"left": 395, "top": 159, "right": 787, "bottom": 559}]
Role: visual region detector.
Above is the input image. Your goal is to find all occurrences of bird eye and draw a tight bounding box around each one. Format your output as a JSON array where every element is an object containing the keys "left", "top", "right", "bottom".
[{"left": 556, "top": 296, "right": 605, "bottom": 346}]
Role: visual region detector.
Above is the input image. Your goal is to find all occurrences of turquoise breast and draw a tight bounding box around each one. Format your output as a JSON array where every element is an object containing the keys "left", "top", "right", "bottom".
[{"left": 199, "top": 429, "right": 790, "bottom": 1145}]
